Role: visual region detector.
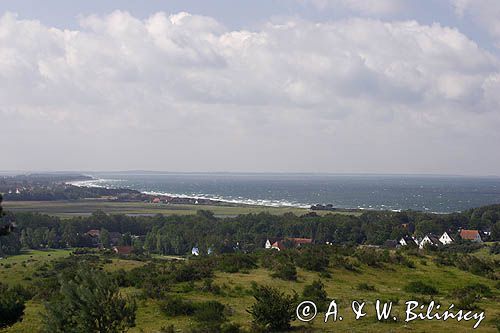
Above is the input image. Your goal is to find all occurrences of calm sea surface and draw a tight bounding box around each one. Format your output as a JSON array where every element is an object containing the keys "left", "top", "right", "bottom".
[{"left": 72, "top": 173, "right": 500, "bottom": 213}]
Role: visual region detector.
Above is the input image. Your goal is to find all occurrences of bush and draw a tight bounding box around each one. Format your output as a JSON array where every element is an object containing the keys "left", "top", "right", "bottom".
[
  {"left": 216, "top": 253, "right": 257, "bottom": 273},
  {"left": 451, "top": 283, "right": 491, "bottom": 310},
  {"left": 271, "top": 261, "right": 297, "bottom": 281},
  {"left": 248, "top": 285, "right": 298, "bottom": 331},
  {"left": 0, "top": 284, "right": 26, "bottom": 328},
  {"left": 302, "top": 280, "right": 329, "bottom": 311},
  {"left": 404, "top": 281, "right": 438, "bottom": 295},
  {"left": 159, "top": 296, "right": 195, "bottom": 317},
  {"left": 357, "top": 283, "right": 377, "bottom": 292},
  {"left": 296, "top": 247, "right": 329, "bottom": 272},
  {"left": 193, "top": 300, "right": 226, "bottom": 324}
]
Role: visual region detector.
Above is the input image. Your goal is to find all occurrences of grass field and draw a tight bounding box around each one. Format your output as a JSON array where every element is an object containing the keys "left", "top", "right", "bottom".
[
  {"left": 1, "top": 249, "right": 498, "bottom": 333},
  {"left": 2, "top": 200, "right": 360, "bottom": 218}
]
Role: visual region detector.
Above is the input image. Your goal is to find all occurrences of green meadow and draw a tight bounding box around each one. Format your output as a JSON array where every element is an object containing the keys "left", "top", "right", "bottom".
[{"left": 2, "top": 200, "right": 356, "bottom": 218}]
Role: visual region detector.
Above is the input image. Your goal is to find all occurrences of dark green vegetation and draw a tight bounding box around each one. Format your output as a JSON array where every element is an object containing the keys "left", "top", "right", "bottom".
[
  {"left": 1, "top": 203, "right": 500, "bottom": 258},
  {"left": 43, "top": 267, "right": 136, "bottom": 333}
]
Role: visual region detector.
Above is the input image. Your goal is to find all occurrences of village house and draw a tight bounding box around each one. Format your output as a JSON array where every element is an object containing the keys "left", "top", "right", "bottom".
[
  {"left": 439, "top": 231, "right": 455, "bottom": 245},
  {"left": 419, "top": 234, "right": 441, "bottom": 249},
  {"left": 112, "top": 246, "right": 134, "bottom": 255},
  {"left": 268, "top": 237, "right": 313, "bottom": 251},
  {"left": 398, "top": 235, "right": 418, "bottom": 247},
  {"left": 264, "top": 238, "right": 281, "bottom": 249},
  {"left": 191, "top": 246, "right": 200, "bottom": 256},
  {"left": 459, "top": 229, "right": 482, "bottom": 242}
]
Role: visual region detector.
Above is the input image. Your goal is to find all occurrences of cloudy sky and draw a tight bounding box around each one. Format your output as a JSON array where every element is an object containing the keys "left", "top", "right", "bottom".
[{"left": 1, "top": 0, "right": 500, "bottom": 175}]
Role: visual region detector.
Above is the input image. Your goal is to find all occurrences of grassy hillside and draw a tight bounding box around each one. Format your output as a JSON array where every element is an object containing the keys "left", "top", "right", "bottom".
[{"left": 1, "top": 248, "right": 498, "bottom": 332}]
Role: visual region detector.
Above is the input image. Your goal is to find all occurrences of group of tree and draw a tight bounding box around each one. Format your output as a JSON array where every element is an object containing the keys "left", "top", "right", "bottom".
[{"left": 1, "top": 203, "right": 500, "bottom": 257}]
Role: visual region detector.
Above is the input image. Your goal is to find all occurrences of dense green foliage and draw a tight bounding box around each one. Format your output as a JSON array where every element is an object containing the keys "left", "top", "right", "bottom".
[
  {"left": 3, "top": 203, "right": 500, "bottom": 257},
  {"left": 43, "top": 266, "right": 137, "bottom": 333},
  {"left": 247, "top": 285, "right": 298, "bottom": 331},
  {"left": 0, "top": 282, "right": 27, "bottom": 328}
]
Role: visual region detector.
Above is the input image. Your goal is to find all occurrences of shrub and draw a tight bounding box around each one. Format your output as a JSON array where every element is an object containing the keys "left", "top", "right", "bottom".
[
  {"left": 42, "top": 267, "right": 136, "bottom": 333},
  {"left": 296, "top": 247, "right": 329, "bottom": 271},
  {"left": 159, "top": 296, "right": 195, "bottom": 317},
  {"left": 248, "top": 285, "right": 298, "bottom": 331},
  {"left": 193, "top": 300, "right": 226, "bottom": 324},
  {"left": 216, "top": 253, "right": 257, "bottom": 273},
  {"left": 0, "top": 284, "right": 26, "bottom": 328},
  {"left": 404, "top": 281, "right": 438, "bottom": 295},
  {"left": 302, "top": 280, "right": 329, "bottom": 311},
  {"left": 271, "top": 261, "right": 297, "bottom": 281},
  {"left": 357, "top": 283, "right": 377, "bottom": 292}
]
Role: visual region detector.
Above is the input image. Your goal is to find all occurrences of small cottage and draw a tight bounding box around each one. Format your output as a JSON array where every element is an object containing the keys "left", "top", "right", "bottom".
[
  {"left": 399, "top": 235, "right": 417, "bottom": 247},
  {"left": 419, "top": 234, "right": 440, "bottom": 249},
  {"left": 439, "top": 231, "right": 455, "bottom": 245}
]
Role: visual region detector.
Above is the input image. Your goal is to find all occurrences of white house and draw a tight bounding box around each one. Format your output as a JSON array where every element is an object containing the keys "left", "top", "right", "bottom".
[
  {"left": 399, "top": 235, "right": 418, "bottom": 247},
  {"left": 419, "top": 234, "right": 440, "bottom": 249},
  {"left": 439, "top": 231, "right": 454, "bottom": 245},
  {"left": 265, "top": 239, "right": 272, "bottom": 249},
  {"left": 191, "top": 247, "right": 200, "bottom": 256}
]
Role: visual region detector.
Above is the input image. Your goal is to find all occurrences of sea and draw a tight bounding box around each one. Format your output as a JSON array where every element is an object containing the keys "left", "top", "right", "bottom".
[{"left": 67, "top": 172, "right": 500, "bottom": 214}]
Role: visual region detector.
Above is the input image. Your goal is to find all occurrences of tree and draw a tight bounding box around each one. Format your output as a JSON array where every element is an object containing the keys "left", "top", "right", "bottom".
[
  {"left": 100, "top": 228, "right": 111, "bottom": 248},
  {"left": 0, "top": 194, "right": 14, "bottom": 236},
  {"left": 0, "top": 283, "right": 26, "bottom": 328},
  {"left": 302, "top": 280, "right": 329, "bottom": 311},
  {"left": 247, "top": 285, "right": 297, "bottom": 331},
  {"left": 61, "top": 223, "right": 78, "bottom": 248},
  {"left": 43, "top": 266, "right": 136, "bottom": 333}
]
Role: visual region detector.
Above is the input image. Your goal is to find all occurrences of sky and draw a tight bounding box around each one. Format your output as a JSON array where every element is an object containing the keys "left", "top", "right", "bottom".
[{"left": 1, "top": 0, "right": 500, "bottom": 175}]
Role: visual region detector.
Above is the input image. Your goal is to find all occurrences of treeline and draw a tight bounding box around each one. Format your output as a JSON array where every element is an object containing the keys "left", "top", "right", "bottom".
[
  {"left": 1, "top": 203, "right": 500, "bottom": 256},
  {"left": 2, "top": 184, "right": 143, "bottom": 201},
  {"left": 0, "top": 173, "right": 145, "bottom": 201}
]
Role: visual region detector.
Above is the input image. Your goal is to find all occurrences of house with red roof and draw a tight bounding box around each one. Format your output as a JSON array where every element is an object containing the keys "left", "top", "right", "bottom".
[
  {"left": 459, "top": 229, "right": 482, "bottom": 242},
  {"left": 269, "top": 237, "right": 313, "bottom": 251}
]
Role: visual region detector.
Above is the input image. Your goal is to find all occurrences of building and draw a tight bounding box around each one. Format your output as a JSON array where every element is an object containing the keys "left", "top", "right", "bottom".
[
  {"left": 112, "top": 246, "right": 134, "bottom": 255},
  {"left": 459, "top": 230, "right": 482, "bottom": 242},
  {"left": 399, "top": 235, "right": 417, "bottom": 247},
  {"left": 419, "top": 234, "right": 441, "bottom": 249},
  {"left": 269, "top": 237, "right": 313, "bottom": 251},
  {"left": 439, "top": 231, "right": 455, "bottom": 245},
  {"left": 191, "top": 247, "right": 200, "bottom": 256},
  {"left": 264, "top": 238, "right": 281, "bottom": 249}
]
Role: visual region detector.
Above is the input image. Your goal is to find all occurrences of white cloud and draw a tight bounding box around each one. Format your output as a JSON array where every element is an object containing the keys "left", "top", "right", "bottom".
[
  {"left": 299, "top": 0, "right": 406, "bottom": 15},
  {"left": 1, "top": 11, "right": 500, "bottom": 173},
  {"left": 451, "top": 0, "right": 500, "bottom": 47}
]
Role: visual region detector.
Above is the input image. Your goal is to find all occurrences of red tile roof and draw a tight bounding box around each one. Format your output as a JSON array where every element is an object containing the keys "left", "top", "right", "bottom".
[
  {"left": 288, "top": 237, "right": 313, "bottom": 245},
  {"left": 460, "top": 229, "right": 480, "bottom": 240}
]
